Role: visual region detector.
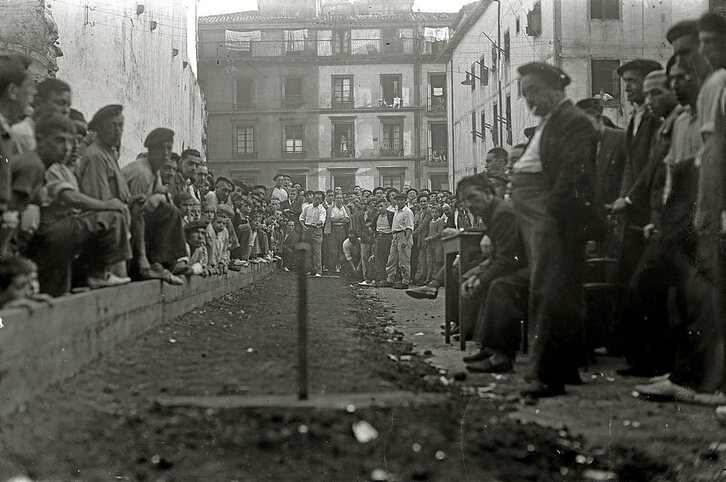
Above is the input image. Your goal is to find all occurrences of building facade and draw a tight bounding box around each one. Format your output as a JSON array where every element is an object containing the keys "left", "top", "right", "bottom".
[
  {"left": 198, "top": 0, "right": 454, "bottom": 191},
  {"left": 445, "top": 0, "right": 709, "bottom": 183}
]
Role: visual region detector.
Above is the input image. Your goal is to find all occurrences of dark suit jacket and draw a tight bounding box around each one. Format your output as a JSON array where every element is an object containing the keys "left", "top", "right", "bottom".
[
  {"left": 621, "top": 108, "right": 660, "bottom": 225},
  {"left": 539, "top": 99, "right": 602, "bottom": 240},
  {"left": 472, "top": 198, "right": 527, "bottom": 287},
  {"left": 594, "top": 127, "right": 628, "bottom": 210},
  {"left": 282, "top": 229, "right": 298, "bottom": 253}
]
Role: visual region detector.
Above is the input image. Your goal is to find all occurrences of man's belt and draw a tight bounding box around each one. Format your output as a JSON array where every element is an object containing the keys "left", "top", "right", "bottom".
[
  {"left": 376, "top": 231, "right": 392, "bottom": 236},
  {"left": 392, "top": 230, "right": 405, "bottom": 234},
  {"left": 305, "top": 224, "right": 321, "bottom": 228}
]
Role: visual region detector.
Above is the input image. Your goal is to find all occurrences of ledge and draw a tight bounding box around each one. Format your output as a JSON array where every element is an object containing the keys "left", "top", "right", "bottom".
[{"left": 0, "top": 262, "right": 277, "bottom": 415}]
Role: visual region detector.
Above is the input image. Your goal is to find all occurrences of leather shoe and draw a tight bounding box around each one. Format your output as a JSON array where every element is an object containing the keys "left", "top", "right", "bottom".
[
  {"left": 462, "top": 349, "right": 492, "bottom": 363},
  {"left": 406, "top": 285, "right": 439, "bottom": 300},
  {"left": 393, "top": 282, "right": 409, "bottom": 289},
  {"left": 520, "top": 380, "right": 565, "bottom": 399},
  {"left": 466, "top": 357, "right": 513, "bottom": 373},
  {"left": 377, "top": 281, "right": 393, "bottom": 288}
]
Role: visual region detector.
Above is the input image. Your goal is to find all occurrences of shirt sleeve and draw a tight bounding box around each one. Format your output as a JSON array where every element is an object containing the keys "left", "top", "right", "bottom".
[
  {"left": 78, "top": 150, "right": 113, "bottom": 200},
  {"left": 318, "top": 206, "right": 327, "bottom": 225},
  {"left": 45, "top": 164, "right": 78, "bottom": 202},
  {"left": 299, "top": 205, "right": 306, "bottom": 223},
  {"left": 342, "top": 239, "right": 353, "bottom": 261}
]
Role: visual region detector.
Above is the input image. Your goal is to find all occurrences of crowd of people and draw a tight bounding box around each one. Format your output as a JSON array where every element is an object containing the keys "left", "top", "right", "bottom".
[
  {"left": 400, "top": 13, "right": 726, "bottom": 403},
  {"left": 0, "top": 11, "right": 724, "bottom": 406}
]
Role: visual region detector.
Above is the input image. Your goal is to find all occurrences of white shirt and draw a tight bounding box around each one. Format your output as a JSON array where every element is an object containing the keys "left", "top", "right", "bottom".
[
  {"left": 329, "top": 205, "right": 350, "bottom": 224},
  {"left": 299, "top": 203, "right": 327, "bottom": 226},
  {"left": 513, "top": 98, "right": 569, "bottom": 174},
  {"left": 271, "top": 186, "right": 288, "bottom": 203},
  {"left": 342, "top": 238, "right": 361, "bottom": 261},
  {"left": 376, "top": 212, "right": 392, "bottom": 234},
  {"left": 391, "top": 205, "right": 415, "bottom": 232},
  {"left": 631, "top": 104, "right": 647, "bottom": 137}
]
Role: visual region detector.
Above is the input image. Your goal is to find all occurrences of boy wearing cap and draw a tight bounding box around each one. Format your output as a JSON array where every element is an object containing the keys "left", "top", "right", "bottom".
[
  {"left": 209, "top": 205, "right": 232, "bottom": 275},
  {"left": 184, "top": 220, "right": 208, "bottom": 276}
]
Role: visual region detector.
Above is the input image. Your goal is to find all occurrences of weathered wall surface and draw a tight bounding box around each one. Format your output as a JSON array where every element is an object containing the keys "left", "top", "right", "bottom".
[{"left": 49, "top": 0, "right": 206, "bottom": 164}]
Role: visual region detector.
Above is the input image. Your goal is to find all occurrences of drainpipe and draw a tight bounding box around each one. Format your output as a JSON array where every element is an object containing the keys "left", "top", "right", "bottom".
[{"left": 449, "top": 56, "right": 455, "bottom": 189}]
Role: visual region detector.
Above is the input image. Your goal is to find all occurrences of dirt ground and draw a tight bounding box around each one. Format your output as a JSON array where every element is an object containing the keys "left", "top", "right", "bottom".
[{"left": 0, "top": 272, "right": 709, "bottom": 481}]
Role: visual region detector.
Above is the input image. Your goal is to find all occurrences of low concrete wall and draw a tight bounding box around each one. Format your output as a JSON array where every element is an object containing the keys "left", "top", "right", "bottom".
[{"left": 0, "top": 263, "right": 276, "bottom": 415}]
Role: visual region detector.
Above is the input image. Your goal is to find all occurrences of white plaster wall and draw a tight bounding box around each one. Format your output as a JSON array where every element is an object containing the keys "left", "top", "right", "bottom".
[{"left": 51, "top": 0, "right": 206, "bottom": 165}]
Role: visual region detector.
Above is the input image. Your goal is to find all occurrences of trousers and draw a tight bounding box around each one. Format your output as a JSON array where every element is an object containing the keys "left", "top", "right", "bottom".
[
  {"left": 386, "top": 231, "right": 412, "bottom": 283},
  {"left": 302, "top": 226, "right": 323, "bottom": 274},
  {"left": 375, "top": 233, "right": 392, "bottom": 282}
]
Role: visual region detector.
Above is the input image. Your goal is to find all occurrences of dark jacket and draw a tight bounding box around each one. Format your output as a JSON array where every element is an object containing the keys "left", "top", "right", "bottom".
[
  {"left": 620, "top": 108, "right": 660, "bottom": 225},
  {"left": 594, "top": 126, "right": 628, "bottom": 210},
  {"left": 282, "top": 228, "right": 299, "bottom": 253},
  {"left": 471, "top": 198, "right": 527, "bottom": 287},
  {"left": 539, "top": 99, "right": 603, "bottom": 241},
  {"left": 351, "top": 208, "right": 374, "bottom": 244}
]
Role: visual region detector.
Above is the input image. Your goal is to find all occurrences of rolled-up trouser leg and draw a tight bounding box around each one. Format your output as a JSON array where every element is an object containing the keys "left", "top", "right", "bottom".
[{"left": 144, "top": 202, "right": 186, "bottom": 266}]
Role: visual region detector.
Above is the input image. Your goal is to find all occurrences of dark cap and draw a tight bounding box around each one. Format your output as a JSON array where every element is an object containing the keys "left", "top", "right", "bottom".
[
  {"left": 273, "top": 173, "right": 285, "bottom": 181},
  {"left": 144, "top": 127, "right": 174, "bottom": 148},
  {"left": 575, "top": 98, "right": 604, "bottom": 115},
  {"left": 517, "top": 62, "right": 571, "bottom": 88},
  {"left": 88, "top": 104, "right": 122, "bottom": 131},
  {"left": 616, "top": 59, "right": 661, "bottom": 77},
  {"left": 184, "top": 220, "right": 207, "bottom": 232},
  {"left": 667, "top": 19, "right": 699, "bottom": 44},
  {"left": 216, "top": 204, "right": 235, "bottom": 218}
]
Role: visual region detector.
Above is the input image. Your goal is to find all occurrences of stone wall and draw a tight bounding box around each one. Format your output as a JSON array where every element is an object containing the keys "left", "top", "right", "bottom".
[{"left": 0, "top": 263, "right": 276, "bottom": 416}]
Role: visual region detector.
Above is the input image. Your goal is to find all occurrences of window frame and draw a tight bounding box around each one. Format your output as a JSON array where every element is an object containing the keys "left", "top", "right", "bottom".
[
  {"left": 234, "top": 78, "right": 254, "bottom": 109},
  {"left": 283, "top": 77, "right": 304, "bottom": 108},
  {"left": 590, "top": 0, "right": 620, "bottom": 20},
  {"left": 380, "top": 171, "right": 405, "bottom": 190},
  {"left": 590, "top": 58, "right": 621, "bottom": 98},
  {"left": 234, "top": 125, "right": 256, "bottom": 158},
  {"left": 332, "top": 75, "right": 354, "bottom": 108},
  {"left": 380, "top": 74, "right": 403, "bottom": 107},
  {"left": 380, "top": 120, "right": 404, "bottom": 157},
  {"left": 283, "top": 124, "right": 304, "bottom": 156},
  {"left": 332, "top": 121, "right": 355, "bottom": 158}
]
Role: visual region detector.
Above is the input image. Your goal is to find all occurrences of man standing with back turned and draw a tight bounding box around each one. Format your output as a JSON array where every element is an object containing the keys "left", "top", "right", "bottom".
[{"left": 511, "top": 62, "right": 601, "bottom": 398}]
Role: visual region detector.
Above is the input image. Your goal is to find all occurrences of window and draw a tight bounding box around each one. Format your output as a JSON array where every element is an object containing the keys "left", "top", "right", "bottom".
[
  {"left": 284, "top": 125, "right": 304, "bottom": 155},
  {"left": 235, "top": 126, "right": 256, "bottom": 158},
  {"left": 380, "top": 74, "right": 402, "bottom": 108},
  {"left": 480, "top": 111, "right": 486, "bottom": 142},
  {"left": 515, "top": 16, "right": 520, "bottom": 34},
  {"left": 503, "top": 30, "right": 510, "bottom": 62},
  {"left": 284, "top": 77, "right": 303, "bottom": 108},
  {"left": 229, "top": 171, "right": 257, "bottom": 186},
  {"left": 505, "top": 95, "right": 512, "bottom": 145},
  {"left": 491, "top": 44, "right": 498, "bottom": 72},
  {"left": 429, "top": 174, "right": 449, "bottom": 191},
  {"left": 591, "top": 0, "right": 619, "bottom": 20},
  {"left": 288, "top": 173, "right": 307, "bottom": 189},
  {"left": 235, "top": 79, "right": 254, "bottom": 108},
  {"left": 480, "top": 55, "right": 489, "bottom": 86},
  {"left": 526, "top": 1, "right": 542, "bottom": 36},
  {"left": 471, "top": 63, "right": 476, "bottom": 91},
  {"left": 471, "top": 111, "right": 477, "bottom": 142},
  {"left": 332, "top": 172, "right": 356, "bottom": 193},
  {"left": 332, "top": 29, "right": 350, "bottom": 54},
  {"left": 429, "top": 74, "right": 446, "bottom": 111},
  {"left": 332, "top": 75, "right": 354, "bottom": 108},
  {"left": 492, "top": 103, "right": 499, "bottom": 146},
  {"left": 591, "top": 59, "right": 621, "bottom": 98},
  {"left": 381, "top": 172, "right": 404, "bottom": 190},
  {"left": 517, "top": 78, "right": 522, "bottom": 97},
  {"left": 332, "top": 122, "right": 354, "bottom": 158},
  {"left": 429, "top": 123, "right": 447, "bottom": 162},
  {"left": 381, "top": 27, "right": 404, "bottom": 54},
  {"left": 284, "top": 29, "right": 308, "bottom": 54},
  {"left": 381, "top": 121, "right": 403, "bottom": 157}
]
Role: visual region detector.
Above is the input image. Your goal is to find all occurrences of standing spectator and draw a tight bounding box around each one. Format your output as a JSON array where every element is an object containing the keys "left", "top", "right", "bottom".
[
  {"left": 170, "top": 148, "right": 201, "bottom": 199},
  {"left": 352, "top": 197, "right": 375, "bottom": 284},
  {"left": 268, "top": 174, "right": 289, "bottom": 203},
  {"left": 512, "top": 62, "right": 600, "bottom": 398},
  {"left": 281, "top": 219, "right": 298, "bottom": 272},
  {"left": 370, "top": 197, "right": 394, "bottom": 287},
  {"left": 342, "top": 230, "right": 362, "bottom": 276},
  {"left": 423, "top": 204, "right": 445, "bottom": 284},
  {"left": 413, "top": 194, "right": 432, "bottom": 284},
  {"left": 299, "top": 191, "right": 326, "bottom": 277},
  {"left": 385, "top": 193, "right": 415, "bottom": 289},
  {"left": 329, "top": 193, "right": 351, "bottom": 272}
]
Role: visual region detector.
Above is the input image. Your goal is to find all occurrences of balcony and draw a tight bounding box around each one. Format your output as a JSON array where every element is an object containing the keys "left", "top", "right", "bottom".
[
  {"left": 427, "top": 96, "right": 447, "bottom": 114},
  {"left": 331, "top": 99, "right": 355, "bottom": 110},
  {"left": 282, "top": 150, "right": 306, "bottom": 159},
  {"left": 331, "top": 148, "right": 354, "bottom": 159},
  {"left": 380, "top": 147, "right": 403, "bottom": 157},
  {"left": 200, "top": 38, "right": 447, "bottom": 61},
  {"left": 283, "top": 95, "right": 304, "bottom": 109},
  {"left": 234, "top": 150, "right": 258, "bottom": 160},
  {"left": 427, "top": 147, "right": 448, "bottom": 163},
  {"left": 378, "top": 97, "right": 403, "bottom": 109}
]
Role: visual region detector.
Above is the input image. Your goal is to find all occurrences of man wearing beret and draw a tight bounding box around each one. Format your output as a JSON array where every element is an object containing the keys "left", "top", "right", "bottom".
[
  {"left": 121, "top": 127, "right": 186, "bottom": 285},
  {"left": 512, "top": 62, "right": 601, "bottom": 397},
  {"left": 667, "top": 19, "right": 699, "bottom": 54}
]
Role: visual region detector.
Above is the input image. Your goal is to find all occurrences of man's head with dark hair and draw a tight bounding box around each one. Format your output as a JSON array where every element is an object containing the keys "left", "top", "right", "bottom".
[
  {"left": 698, "top": 12, "right": 726, "bottom": 69},
  {"left": 486, "top": 147, "right": 508, "bottom": 161},
  {"left": 667, "top": 19, "right": 699, "bottom": 54},
  {"left": 0, "top": 255, "right": 37, "bottom": 307},
  {"left": 35, "top": 113, "right": 76, "bottom": 167},
  {"left": 642, "top": 70, "right": 677, "bottom": 119},
  {"left": 518, "top": 62, "right": 570, "bottom": 117},
  {"left": 456, "top": 174, "right": 497, "bottom": 216},
  {"left": 36, "top": 78, "right": 71, "bottom": 118},
  {"left": 0, "top": 53, "right": 34, "bottom": 120},
  {"left": 617, "top": 59, "right": 662, "bottom": 105},
  {"left": 89, "top": 104, "right": 124, "bottom": 148},
  {"left": 313, "top": 190, "right": 325, "bottom": 205},
  {"left": 669, "top": 50, "right": 712, "bottom": 107}
]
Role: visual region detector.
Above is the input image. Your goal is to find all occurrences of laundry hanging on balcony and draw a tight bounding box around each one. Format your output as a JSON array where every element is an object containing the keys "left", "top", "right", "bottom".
[
  {"left": 351, "top": 29, "right": 380, "bottom": 55},
  {"left": 423, "top": 27, "right": 450, "bottom": 42},
  {"left": 285, "top": 29, "right": 308, "bottom": 53},
  {"left": 225, "top": 30, "right": 261, "bottom": 52}
]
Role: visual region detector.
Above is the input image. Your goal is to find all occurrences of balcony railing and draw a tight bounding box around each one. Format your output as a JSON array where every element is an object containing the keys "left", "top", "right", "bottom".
[
  {"left": 331, "top": 148, "right": 354, "bottom": 158},
  {"left": 200, "top": 38, "right": 446, "bottom": 60},
  {"left": 282, "top": 150, "right": 306, "bottom": 158},
  {"left": 427, "top": 147, "right": 448, "bottom": 163},
  {"left": 427, "top": 96, "right": 447, "bottom": 113},
  {"left": 379, "top": 97, "right": 403, "bottom": 109},
  {"left": 331, "top": 99, "right": 354, "bottom": 110},
  {"left": 234, "top": 150, "right": 258, "bottom": 160},
  {"left": 283, "top": 95, "right": 304, "bottom": 108},
  {"left": 380, "top": 147, "right": 403, "bottom": 157}
]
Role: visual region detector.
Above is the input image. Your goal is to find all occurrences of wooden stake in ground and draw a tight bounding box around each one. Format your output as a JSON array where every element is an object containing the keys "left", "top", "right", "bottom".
[{"left": 296, "top": 242, "right": 310, "bottom": 400}]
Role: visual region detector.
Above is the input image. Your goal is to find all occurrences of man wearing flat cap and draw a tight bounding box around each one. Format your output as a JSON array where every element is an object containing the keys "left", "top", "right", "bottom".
[
  {"left": 510, "top": 62, "right": 601, "bottom": 397},
  {"left": 667, "top": 19, "right": 699, "bottom": 54},
  {"left": 268, "top": 173, "right": 289, "bottom": 204},
  {"left": 120, "top": 127, "right": 187, "bottom": 285}
]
